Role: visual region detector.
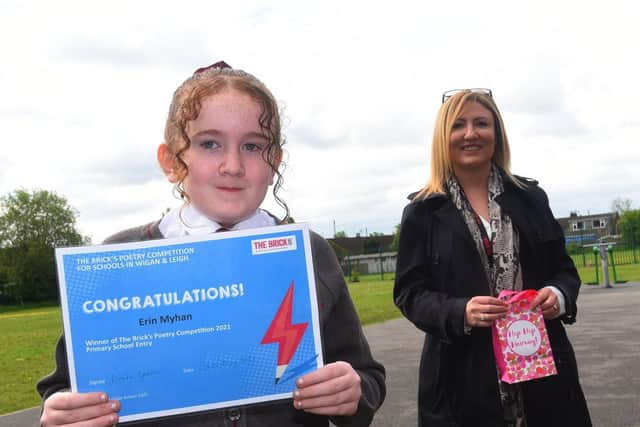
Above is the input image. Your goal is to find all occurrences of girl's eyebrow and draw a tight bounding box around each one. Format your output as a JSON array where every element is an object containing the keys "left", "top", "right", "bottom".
[
  {"left": 190, "top": 129, "right": 268, "bottom": 140},
  {"left": 242, "top": 131, "right": 269, "bottom": 140}
]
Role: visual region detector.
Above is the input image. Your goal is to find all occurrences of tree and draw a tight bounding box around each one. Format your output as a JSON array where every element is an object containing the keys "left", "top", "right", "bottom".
[
  {"left": 328, "top": 240, "right": 348, "bottom": 259},
  {"left": 362, "top": 232, "right": 384, "bottom": 254},
  {"left": 334, "top": 231, "right": 347, "bottom": 238},
  {"left": 390, "top": 223, "right": 401, "bottom": 252},
  {"left": 0, "top": 189, "right": 86, "bottom": 303},
  {"left": 611, "top": 197, "right": 633, "bottom": 215},
  {"left": 363, "top": 239, "right": 380, "bottom": 254},
  {"left": 618, "top": 209, "right": 640, "bottom": 248}
]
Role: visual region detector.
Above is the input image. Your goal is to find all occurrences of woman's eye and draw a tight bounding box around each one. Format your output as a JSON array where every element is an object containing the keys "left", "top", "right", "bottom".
[
  {"left": 451, "top": 122, "right": 464, "bottom": 130},
  {"left": 476, "top": 121, "right": 490, "bottom": 128}
]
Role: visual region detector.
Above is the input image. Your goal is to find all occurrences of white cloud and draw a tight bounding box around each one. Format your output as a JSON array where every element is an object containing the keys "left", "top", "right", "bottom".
[{"left": 1, "top": 0, "right": 639, "bottom": 243}]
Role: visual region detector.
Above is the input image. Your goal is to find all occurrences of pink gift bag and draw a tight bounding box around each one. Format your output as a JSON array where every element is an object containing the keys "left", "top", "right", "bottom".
[{"left": 491, "top": 289, "right": 557, "bottom": 384}]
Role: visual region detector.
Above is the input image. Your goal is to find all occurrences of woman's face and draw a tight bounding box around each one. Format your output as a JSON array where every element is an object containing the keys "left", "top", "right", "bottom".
[{"left": 449, "top": 101, "right": 496, "bottom": 173}]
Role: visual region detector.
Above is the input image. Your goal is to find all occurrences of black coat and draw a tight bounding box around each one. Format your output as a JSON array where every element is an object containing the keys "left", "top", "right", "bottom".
[
  {"left": 394, "top": 176, "right": 591, "bottom": 427},
  {"left": 37, "top": 222, "right": 386, "bottom": 427}
]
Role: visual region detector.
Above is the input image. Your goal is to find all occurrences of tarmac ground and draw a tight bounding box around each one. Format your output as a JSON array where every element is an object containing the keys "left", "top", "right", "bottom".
[
  {"left": 2, "top": 282, "right": 639, "bottom": 427},
  {"left": 368, "top": 282, "right": 640, "bottom": 427}
]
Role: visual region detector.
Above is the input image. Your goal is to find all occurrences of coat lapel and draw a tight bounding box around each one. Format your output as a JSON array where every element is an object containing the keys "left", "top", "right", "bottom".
[
  {"left": 425, "top": 194, "right": 475, "bottom": 248},
  {"left": 495, "top": 184, "right": 542, "bottom": 289},
  {"left": 429, "top": 197, "right": 493, "bottom": 296},
  {"left": 432, "top": 201, "right": 477, "bottom": 250},
  {"left": 495, "top": 186, "right": 536, "bottom": 250}
]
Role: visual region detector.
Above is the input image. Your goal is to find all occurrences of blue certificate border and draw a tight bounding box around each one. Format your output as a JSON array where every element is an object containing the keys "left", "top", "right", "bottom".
[{"left": 55, "top": 223, "right": 323, "bottom": 422}]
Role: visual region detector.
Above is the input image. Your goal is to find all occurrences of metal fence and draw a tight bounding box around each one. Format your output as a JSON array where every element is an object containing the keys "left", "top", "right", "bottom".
[{"left": 569, "top": 243, "right": 639, "bottom": 268}]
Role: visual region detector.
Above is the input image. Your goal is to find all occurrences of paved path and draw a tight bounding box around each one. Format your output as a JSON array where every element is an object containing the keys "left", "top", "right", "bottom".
[
  {"left": 3, "top": 283, "right": 639, "bottom": 427},
  {"left": 367, "top": 282, "right": 640, "bottom": 427}
]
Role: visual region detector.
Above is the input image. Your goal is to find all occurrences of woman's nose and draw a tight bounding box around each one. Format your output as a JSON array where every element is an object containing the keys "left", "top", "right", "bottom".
[
  {"left": 219, "top": 149, "right": 244, "bottom": 176},
  {"left": 463, "top": 124, "right": 478, "bottom": 139}
]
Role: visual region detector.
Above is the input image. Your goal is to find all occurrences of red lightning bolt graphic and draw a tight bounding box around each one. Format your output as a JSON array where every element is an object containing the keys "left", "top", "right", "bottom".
[{"left": 261, "top": 281, "right": 308, "bottom": 384}]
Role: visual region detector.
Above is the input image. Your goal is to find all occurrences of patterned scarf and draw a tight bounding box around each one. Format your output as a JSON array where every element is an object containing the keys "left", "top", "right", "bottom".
[
  {"left": 446, "top": 165, "right": 523, "bottom": 295},
  {"left": 446, "top": 165, "right": 527, "bottom": 427}
]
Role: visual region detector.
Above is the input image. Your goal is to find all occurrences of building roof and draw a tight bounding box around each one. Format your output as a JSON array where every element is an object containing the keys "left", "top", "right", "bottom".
[
  {"left": 327, "top": 235, "right": 394, "bottom": 256},
  {"left": 557, "top": 212, "right": 618, "bottom": 222}
]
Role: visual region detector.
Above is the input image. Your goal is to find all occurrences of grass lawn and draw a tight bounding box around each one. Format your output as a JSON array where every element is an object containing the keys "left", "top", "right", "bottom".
[
  {"left": 570, "top": 247, "right": 639, "bottom": 268},
  {"left": 2, "top": 266, "right": 638, "bottom": 415},
  {"left": 0, "top": 275, "right": 401, "bottom": 415},
  {"left": 0, "top": 305, "right": 62, "bottom": 415},
  {"left": 347, "top": 275, "right": 400, "bottom": 326},
  {"left": 576, "top": 262, "right": 640, "bottom": 285}
]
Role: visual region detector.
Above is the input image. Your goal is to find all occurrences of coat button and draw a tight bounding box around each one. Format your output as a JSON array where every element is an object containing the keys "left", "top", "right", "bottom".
[{"left": 227, "top": 408, "right": 241, "bottom": 421}]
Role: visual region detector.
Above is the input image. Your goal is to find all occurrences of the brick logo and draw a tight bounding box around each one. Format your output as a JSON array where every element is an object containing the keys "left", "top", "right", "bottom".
[{"left": 251, "top": 235, "right": 297, "bottom": 255}]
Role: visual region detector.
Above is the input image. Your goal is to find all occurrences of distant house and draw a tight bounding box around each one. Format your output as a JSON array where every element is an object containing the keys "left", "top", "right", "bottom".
[
  {"left": 327, "top": 234, "right": 394, "bottom": 256},
  {"left": 556, "top": 212, "right": 619, "bottom": 244},
  {"left": 343, "top": 252, "right": 397, "bottom": 275},
  {"left": 327, "top": 234, "right": 395, "bottom": 275}
]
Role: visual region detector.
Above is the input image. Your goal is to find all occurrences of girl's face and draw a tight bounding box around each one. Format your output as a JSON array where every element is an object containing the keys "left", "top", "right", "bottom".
[
  {"left": 449, "top": 101, "right": 496, "bottom": 173},
  {"left": 170, "top": 89, "right": 279, "bottom": 227}
]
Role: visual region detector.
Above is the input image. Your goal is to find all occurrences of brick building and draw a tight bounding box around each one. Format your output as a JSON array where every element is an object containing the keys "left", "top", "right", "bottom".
[{"left": 556, "top": 212, "right": 619, "bottom": 244}]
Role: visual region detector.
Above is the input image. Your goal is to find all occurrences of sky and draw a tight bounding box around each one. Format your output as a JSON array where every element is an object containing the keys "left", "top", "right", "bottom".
[{"left": 1, "top": 1, "right": 638, "bottom": 243}]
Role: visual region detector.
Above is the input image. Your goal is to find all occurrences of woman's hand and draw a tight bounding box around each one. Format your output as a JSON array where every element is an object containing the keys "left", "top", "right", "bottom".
[
  {"left": 465, "top": 296, "right": 509, "bottom": 328},
  {"left": 41, "top": 391, "right": 120, "bottom": 427},
  {"left": 292, "top": 361, "right": 361, "bottom": 416},
  {"left": 531, "top": 287, "right": 562, "bottom": 319}
]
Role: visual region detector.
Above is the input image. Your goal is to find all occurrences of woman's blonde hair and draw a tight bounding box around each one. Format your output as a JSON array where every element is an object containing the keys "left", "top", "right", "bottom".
[{"left": 414, "top": 90, "right": 518, "bottom": 200}]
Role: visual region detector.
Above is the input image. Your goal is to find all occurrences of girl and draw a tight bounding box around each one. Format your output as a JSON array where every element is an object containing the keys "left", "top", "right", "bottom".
[{"left": 37, "top": 62, "right": 386, "bottom": 427}]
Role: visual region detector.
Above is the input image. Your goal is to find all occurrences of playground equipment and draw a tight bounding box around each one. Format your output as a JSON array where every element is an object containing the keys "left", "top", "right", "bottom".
[{"left": 583, "top": 242, "right": 616, "bottom": 288}]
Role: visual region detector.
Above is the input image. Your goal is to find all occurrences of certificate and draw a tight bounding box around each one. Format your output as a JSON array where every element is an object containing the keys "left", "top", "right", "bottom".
[{"left": 55, "top": 223, "right": 324, "bottom": 423}]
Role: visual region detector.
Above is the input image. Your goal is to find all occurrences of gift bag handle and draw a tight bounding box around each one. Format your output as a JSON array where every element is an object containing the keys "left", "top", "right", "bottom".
[{"left": 497, "top": 289, "right": 538, "bottom": 306}]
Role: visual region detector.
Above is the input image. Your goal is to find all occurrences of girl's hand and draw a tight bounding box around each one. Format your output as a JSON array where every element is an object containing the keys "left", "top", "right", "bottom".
[
  {"left": 292, "top": 361, "right": 361, "bottom": 416},
  {"left": 531, "top": 287, "right": 561, "bottom": 319},
  {"left": 41, "top": 391, "right": 120, "bottom": 427},
  {"left": 465, "top": 295, "right": 509, "bottom": 328}
]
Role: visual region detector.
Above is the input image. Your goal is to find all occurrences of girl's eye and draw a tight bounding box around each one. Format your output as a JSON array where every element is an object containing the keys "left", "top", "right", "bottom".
[
  {"left": 199, "top": 140, "right": 220, "bottom": 150},
  {"left": 451, "top": 122, "right": 465, "bottom": 130},
  {"left": 243, "top": 142, "right": 263, "bottom": 152},
  {"left": 476, "top": 121, "right": 490, "bottom": 128}
]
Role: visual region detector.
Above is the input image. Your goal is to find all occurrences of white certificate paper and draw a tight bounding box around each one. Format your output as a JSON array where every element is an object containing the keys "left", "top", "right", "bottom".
[{"left": 55, "top": 223, "right": 323, "bottom": 422}]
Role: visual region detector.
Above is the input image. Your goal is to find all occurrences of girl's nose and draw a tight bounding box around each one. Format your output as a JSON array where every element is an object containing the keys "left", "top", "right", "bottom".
[{"left": 219, "top": 149, "right": 244, "bottom": 176}]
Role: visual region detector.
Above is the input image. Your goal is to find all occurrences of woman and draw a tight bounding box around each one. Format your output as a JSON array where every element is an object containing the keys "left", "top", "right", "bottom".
[{"left": 394, "top": 89, "right": 591, "bottom": 426}]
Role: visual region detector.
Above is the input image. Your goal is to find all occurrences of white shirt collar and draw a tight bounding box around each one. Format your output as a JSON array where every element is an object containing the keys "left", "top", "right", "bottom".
[{"left": 158, "top": 204, "right": 277, "bottom": 238}]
